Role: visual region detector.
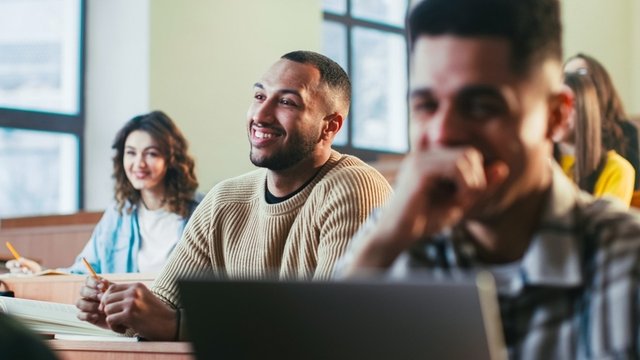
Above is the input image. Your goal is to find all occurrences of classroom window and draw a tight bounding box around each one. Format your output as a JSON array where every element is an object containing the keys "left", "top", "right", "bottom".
[
  {"left": 0, "top": 128, "right": 79, "bottom": 217},
  {"left": 322, "top": 0, "right": 409, "bottom": 158},
  {"left": 0, "top": 0, "right": 85, "bottom": 217}
]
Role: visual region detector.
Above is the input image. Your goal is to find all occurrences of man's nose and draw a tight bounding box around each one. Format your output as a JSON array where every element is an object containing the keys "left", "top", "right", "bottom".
[
  {"left": 425, "top": 107, "right": 462, "bottom": 146},
  {"left": 250, "top": 98, "right": 277, "bottom": 124}
]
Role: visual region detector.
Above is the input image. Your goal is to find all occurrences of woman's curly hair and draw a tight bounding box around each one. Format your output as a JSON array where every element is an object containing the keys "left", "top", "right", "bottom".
[{"left": 111, "top": 111, "right": 198, "bottom": 217}]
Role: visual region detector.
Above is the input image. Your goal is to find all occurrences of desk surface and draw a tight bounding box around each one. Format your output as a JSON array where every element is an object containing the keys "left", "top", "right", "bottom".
[{"left": 49, "top": 340, "right": 194, "bottom": 360}]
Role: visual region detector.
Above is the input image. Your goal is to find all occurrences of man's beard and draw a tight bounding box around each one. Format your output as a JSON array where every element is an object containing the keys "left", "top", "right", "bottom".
[{"left": 249, "top": 132, "right": 319, "bottom": 170}]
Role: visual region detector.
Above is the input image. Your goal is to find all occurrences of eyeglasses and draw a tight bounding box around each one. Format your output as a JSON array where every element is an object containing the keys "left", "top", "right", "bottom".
[
  {"left": 564, "top": 68, "right": 589, "bottom": 78},
  {"left": 576, "top": 68, "right": 588, "bottom": 75}
]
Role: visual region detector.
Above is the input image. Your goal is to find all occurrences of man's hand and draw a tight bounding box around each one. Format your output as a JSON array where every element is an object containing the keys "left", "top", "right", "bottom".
[
  {"left": 99, "top": 282, "right": 178, "bottom": 341},
  {"left": 76, "top": 276, "right": 112, "bottom": 328},
  {"left": 345, "top": 143, "right": 508, "bottom": 273},
  {"left": 390, "top": 145, "right": 508, "bottom": 241}
]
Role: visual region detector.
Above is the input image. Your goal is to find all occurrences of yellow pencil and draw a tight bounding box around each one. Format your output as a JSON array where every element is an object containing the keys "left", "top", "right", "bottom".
[
  {"left": 6, "top": 241, "right": 21, "bottom": 260},
  {"left": 82, "top": 257, "right": 100, "bottom": 280}
]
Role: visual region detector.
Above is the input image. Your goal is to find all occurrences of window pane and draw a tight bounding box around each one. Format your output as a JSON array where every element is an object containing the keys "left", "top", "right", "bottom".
[
  {"left": 0, "top": 0, "right": 83, "bottom": 115},
  {"left": 352, "top": 27, "right": 408, "bottom": 153},
  {"left": 322, "top": 21, "right": 348, "bottom": 71},
  {"left": 351, "top": 0, "right": 408, "bottom": 27},
  {"left": 322, "top": 0, "right": 347, "bottom": 15},
  {"left": 0, "top": 128, "right": 78, "bottom": 217},
  {"left": 322, "top": 20, "right": 348, "bottom": 146}
]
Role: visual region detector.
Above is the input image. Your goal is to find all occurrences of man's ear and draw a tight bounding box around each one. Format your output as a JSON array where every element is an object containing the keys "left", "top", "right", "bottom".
[
  {"left": 321, "top": 113, "right": 344, "bottom": 141},
  {"left": 547, "top": 84, "right": 574, "bottom": 140}
]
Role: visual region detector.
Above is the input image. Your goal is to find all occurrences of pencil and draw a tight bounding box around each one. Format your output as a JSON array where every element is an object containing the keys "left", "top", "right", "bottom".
[
  {"left": 82, "top": 257, "right": 100, "bottom": 279},
  {"left": 6, "top": 241, "right": 21, "bottom": 260}
]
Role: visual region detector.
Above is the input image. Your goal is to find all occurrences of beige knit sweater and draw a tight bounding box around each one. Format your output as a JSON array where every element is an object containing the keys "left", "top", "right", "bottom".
[{"left": 152, "top": 150, "right": 392, "bottom": 309}]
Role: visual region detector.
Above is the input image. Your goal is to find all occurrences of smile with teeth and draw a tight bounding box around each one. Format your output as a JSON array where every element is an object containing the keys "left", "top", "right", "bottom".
[{"left": 254, "top": 129, "right": 281, "bottom": 139}]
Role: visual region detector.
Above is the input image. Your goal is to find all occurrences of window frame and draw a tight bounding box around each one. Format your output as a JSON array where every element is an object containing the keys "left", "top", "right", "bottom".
[{"left": 323, "top": 1, "right": 410, "bottom": 161}]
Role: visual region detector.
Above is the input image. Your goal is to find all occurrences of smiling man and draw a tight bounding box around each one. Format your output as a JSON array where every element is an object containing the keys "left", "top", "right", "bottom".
[
  {"left": 339, "top": 0, "right": 640, "bottom": 358},
  {"left": 76, "top": 50, "right": 392, "bottom": 340}
]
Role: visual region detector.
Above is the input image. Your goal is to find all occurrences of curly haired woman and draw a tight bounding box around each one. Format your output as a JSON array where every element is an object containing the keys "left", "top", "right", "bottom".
[{"left": 8, "top": 111, "right": 200, "bottom": 274}]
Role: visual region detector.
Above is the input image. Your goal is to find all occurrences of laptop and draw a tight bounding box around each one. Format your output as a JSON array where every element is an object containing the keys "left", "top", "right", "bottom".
[{"left": 179, "top": 273, "right": 506, "bottom": 360}]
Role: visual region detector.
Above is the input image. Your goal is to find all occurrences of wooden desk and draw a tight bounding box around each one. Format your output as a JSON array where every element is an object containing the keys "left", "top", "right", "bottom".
[
  {"left": 49, "top": 340, "right": 194, "bottom": 360},
  {"left": 0, "top": 273, "right": 156, "bottom": 304}
]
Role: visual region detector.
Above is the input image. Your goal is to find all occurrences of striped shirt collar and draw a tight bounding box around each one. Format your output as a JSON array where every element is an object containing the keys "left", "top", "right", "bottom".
[{"left": 520, "top": 162, "right": 583, "bottom": 288}]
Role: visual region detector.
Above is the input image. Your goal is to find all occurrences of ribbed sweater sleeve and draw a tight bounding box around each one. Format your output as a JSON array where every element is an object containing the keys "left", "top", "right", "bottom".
[
  {"left": 151, "top": 151, "right": 392, "bottom": 315},
  {"left": 291, "top": 160, "right": 393, "bottom": 279}
]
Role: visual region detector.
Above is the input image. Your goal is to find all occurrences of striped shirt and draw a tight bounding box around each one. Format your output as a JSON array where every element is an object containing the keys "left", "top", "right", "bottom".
[{"left": 339, "top": 164, "right": 640, "bottom": 359}]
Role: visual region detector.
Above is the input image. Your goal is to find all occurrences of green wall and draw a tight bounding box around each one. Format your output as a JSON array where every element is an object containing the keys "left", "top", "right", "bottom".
[
  {"left": 149, "top": 0, "right": 322, "bottom": 192},
  {"left": 563, "top": 0, "right": 640, "bottom": 115}
]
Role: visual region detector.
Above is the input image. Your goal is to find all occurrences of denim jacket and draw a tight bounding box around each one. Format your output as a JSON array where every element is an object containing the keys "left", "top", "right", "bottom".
[{"left": 65, "top": 198, "right": 200, "bottom": 274}]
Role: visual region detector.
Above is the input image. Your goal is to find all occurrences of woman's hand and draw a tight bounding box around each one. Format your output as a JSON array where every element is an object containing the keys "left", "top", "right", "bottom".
[{"left": 5, "top": 258, "right": 43, "bottom": 274}]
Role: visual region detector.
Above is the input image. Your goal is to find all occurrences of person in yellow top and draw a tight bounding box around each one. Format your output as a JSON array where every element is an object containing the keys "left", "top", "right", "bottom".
[
  {"left": 560, "top": 150, "right": 634, "bottom": 205},
  {"left": 556, "top": 72, "right": 635, "bottom": 206}
]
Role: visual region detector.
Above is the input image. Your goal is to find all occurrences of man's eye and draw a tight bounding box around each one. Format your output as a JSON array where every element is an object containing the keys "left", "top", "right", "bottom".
[
  {"left": 280, "top": 98, "right": 297, "bottom": 107},
  {"left": 254, "top": 93, "right": 266, "bottom": 101},
  {"left": 412, "top": 100, "right": 438, "bottom": 114},
  {"left": 462, "top": 100, "right": 504, "bottom": 119}
]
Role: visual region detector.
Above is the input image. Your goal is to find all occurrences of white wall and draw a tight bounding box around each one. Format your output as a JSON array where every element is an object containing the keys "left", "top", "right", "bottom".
[{"left": 84, "top": 0, "right": 149, "bottom": 210}]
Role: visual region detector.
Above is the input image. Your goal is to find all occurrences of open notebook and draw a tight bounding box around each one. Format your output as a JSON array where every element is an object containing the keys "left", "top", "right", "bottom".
[
  {"left": 0, "top": 296, "right": 135, "bottom": 341},
  {"left": 180, "top": 272, "right": 507, "bottom": 360},
  {"left": 0, "top": 269, "right": 68, "bottom": 278}
]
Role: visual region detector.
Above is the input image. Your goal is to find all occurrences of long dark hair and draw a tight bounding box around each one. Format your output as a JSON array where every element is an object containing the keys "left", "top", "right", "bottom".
[
  {"left": 111, "top": 111, "right": 198, "bottom": 217},
  {"left": 564, "top": 72, "right": 606, "bottom": 193},
  {"left": 565, "top": 53, "right": 627, "bottom": 154}
]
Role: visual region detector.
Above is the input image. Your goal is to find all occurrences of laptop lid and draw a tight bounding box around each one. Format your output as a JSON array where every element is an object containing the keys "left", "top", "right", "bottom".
[{"left": 180, "top": 273, "right": 506, "bottom": 360}]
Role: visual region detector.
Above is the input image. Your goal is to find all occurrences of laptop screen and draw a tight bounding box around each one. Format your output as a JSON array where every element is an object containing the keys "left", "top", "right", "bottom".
[{"left": 179, "top": 274, "right": 506, "bottom": 360}]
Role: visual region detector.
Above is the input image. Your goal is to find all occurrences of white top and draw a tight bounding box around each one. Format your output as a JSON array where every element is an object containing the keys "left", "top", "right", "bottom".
[
  {"left": 489, "top": 260, "right": 523, "bottom": 295},
  {"left": 137, "top": 205, "right": 183, "bottom": 273}
]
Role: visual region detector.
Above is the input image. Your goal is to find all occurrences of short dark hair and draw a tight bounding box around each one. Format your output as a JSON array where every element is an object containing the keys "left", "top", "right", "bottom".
[
  {"left": 281, "top": 50, "right": 351, "bottom": 113},
  {"left": 408, "top": 0, "right": 562, "bottom": 74},
  {"left": 112, "top": 110, "right": 198, "bottom": 217}
]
